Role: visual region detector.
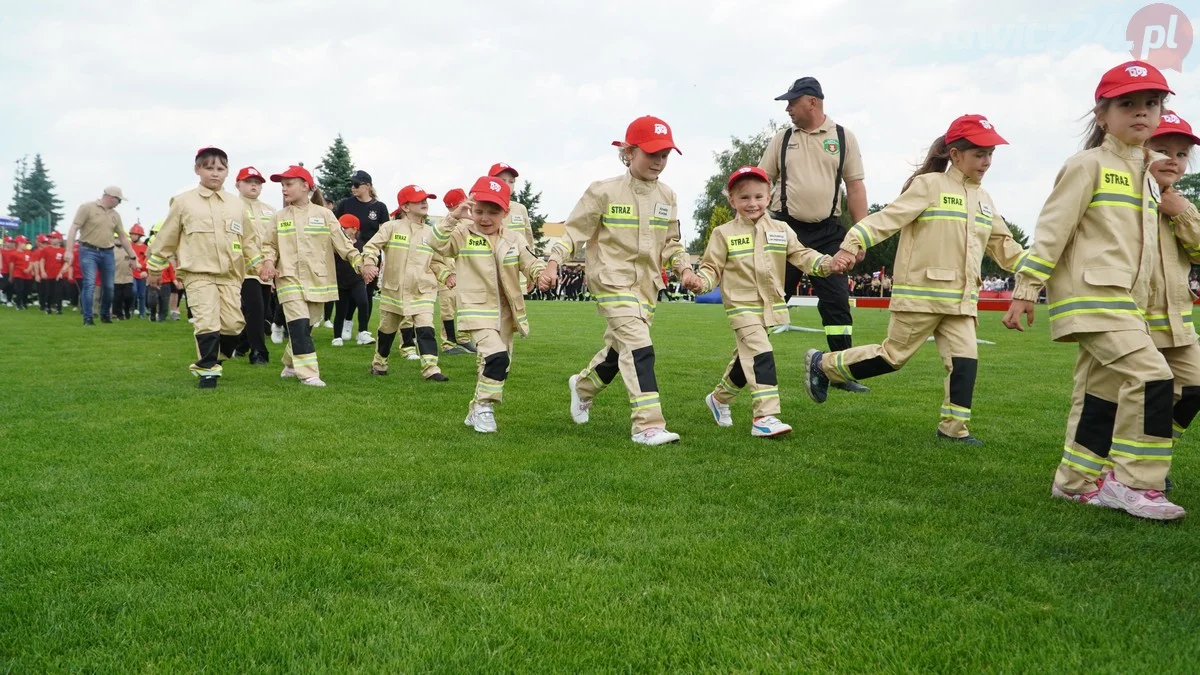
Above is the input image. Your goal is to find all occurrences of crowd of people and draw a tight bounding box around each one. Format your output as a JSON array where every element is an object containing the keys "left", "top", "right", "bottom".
[{"left": 5, "top": 62, "right": 1197, "bottom": 523}]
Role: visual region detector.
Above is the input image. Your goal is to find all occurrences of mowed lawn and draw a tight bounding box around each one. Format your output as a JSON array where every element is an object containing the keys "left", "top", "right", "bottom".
[{"left": 1, "top": 299, "right": 1198, "bottom": 672}]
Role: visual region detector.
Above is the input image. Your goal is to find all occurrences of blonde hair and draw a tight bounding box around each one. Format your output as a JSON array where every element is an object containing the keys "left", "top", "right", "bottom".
[
  {"left": 1082, "top": 99, "right": 1114, "bottom": 150},
  {"left": 616, "top": 143, "right": 634, "bottom": 167},
  {"left": 368, "top": 185, "right": 378, "bottom": 200},
  {"left": 902, "top": 135, "right": 979, "bottom": 191}
]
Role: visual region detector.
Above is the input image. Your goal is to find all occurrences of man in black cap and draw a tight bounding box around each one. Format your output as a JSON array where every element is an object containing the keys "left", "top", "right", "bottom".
[
  {"left": 333, "top": 169, "right": 390, "bottom": 340},
  {"left": 758, "top": 76, "right": 870, "bottom": 393}
]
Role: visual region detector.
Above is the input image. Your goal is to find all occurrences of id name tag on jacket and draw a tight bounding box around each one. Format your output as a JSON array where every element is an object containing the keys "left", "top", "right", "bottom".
[
  {"left": 653, "top": 203, "right": 671, "bottom": 220},
  {"left": 229, "top": 220, "right": 243, "bottom": 234},
  {"left": 766, "top": 231, "right": 787, "bottom": 245},
  {"left": 980, "top": 204, "right": 993, "bottom": 217},
  {"left": 309, "top": 217, "right": 324, "bottom": 226}
]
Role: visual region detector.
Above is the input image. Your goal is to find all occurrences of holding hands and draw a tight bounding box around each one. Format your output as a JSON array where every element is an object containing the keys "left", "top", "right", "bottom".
[
  {"left": 537, "top": 260, "right": 559, "bottom": 292},
  {"left": 361, "top": 264, "right": 379, "bottom": 285},
  {"left": 680, "top": 268, "right": 704, "bottom": 293},
  {"left": 258, "top": 260, "right": 276, "bottom": 283}
]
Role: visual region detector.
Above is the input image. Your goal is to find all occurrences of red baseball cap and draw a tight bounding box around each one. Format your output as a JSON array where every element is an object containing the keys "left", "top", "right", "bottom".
[
  {"left": 726, "top": 166, "right": 770, "bottom": 193},
  {"left": 443, "top": 188, "right": 468, "bottom": 210},
  {"left": 944, "top": 114, "right": 1008, "bottom": 147},
  {"left": 469, "top": 176, "right": 511, "bottom": 211},
  {"left": 49, "top": 230, "right": 63, "bottom": 239},
  {"left": 270, "top": 165, "right": 314, "bottom": 188},
  {"left": 196, "top": 146, "right": 228, "bottom": 160},
  {"left": 613, "top": 116, "right": 681, "bottom": 155},
  {"left": 236, "top": 166, "right": 265, "bottom": 182},
  {"left": 338, "top": 214, "right": 361, "bottom": 230},
  {"left": 396, "top": 184, "right": 437, "bottom": 207},
  {"left": 1152, "top": 110, "right": 1200, "bottom": 145},
  {"left": 488, "top": 162, "right": 519, "bottom": 178},
  {"left": 1095, "top": 61, "right": 1174, "bottom": 102},
  {"left": 36, "top": 234, "right": 49, "bottom": 243},
  {"left": 2, "top": 236, "right": 12, "bottom": 243},
  {"left": 15, "top": 235, "right": 28, "bottom": 243}
]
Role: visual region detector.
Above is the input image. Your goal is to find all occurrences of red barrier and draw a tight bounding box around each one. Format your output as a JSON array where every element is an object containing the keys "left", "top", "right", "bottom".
[{"left": 854, "top": 297, "right": 1014, "bottom": 312}]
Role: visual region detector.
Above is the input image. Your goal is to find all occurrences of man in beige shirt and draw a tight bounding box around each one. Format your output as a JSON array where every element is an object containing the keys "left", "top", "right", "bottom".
[
  {"left": 759, "top": 76, "right": 870, "bottom": 392},
  {"left": 63, "top": 186, "right": 135, "bottom": 325}
]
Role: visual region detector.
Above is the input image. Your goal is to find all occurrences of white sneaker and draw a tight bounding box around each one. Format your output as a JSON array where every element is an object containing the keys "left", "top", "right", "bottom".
[
  {"left": 356, "top": 330, "right": 375, "bottom": 345},
  {"left": 300, "top": 376, "right": 327, "bottom": 387},
  {"left": 751, "top": 416, "right": 792, "bottom": 437},
  {"left": 341, "top": 321, "right": 352, "bottom": 340},
  {"left": 569, "top": 375, "right": 592, "bottom": 424},
  {"left": 705, "top": 392, "right": 732, "bottom": 427},
  {"left": 322, "top": 320, "right": 333, "bottom": 329},
  {"left": 405, "top": 353, "right": 420, "bottom": 361},
  {"left": 472, "top": 404, "right": 497, "bottom": 433},
  {"left": 331, "top": 337, "right": 344, "bottom": 347},
  {"left": 270, "top": 324, "right": 284, "bottom": 344},
  {"left": 631, "top": 427, "right": 680, "bottom": 446},
  {"left": 280, "top": 366, "right": 297, "bottom": 379},
  {"left": 1097, "top": 474, "right": 1186, "bottom": 521},
  {"left": 187, "top": 317, "right": 196, "bottom": 324}
]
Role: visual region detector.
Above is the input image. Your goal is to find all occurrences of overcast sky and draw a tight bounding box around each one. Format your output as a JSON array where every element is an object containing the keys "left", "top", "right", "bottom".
[{"left": 1, "top": 0, "right": 1196, "bottom": 243}]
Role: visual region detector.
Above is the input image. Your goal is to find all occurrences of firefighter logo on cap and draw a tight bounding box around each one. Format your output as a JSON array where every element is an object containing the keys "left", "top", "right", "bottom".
[
  {"left": 979, "top": 119, "right": 993, "bottom": 129},
  {"left": 654, "top": 123, "right": 668, "bottom": 135},
  {"left": 1163, "top": 112, "right": 1181, "bottom": 123},
  {"left": 738, "top": 167, "right": 753, "bottom": 175},
  {"left": 823, "top": 139, "right": 840, "bottom": 154},
  {"left": 489, "top": 181, "right": 501, "bottom": 192},
  {"left": 1125, "top": 64, "right": 1150, "bottom": 77}
]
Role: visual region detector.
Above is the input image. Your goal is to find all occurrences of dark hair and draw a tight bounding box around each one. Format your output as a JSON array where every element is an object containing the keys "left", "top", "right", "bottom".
[
  {"left": 903, "top": 135, "right": 980, "bottom": 191},
  {"left": 311, "top": 187, "right": 327, "bottom": 208},
  {"left": 195, "top": 150, "right": 229, "bottom": 169},
  {"left": 1082, "top": 93, "right": 1171, "bottom": 150}
]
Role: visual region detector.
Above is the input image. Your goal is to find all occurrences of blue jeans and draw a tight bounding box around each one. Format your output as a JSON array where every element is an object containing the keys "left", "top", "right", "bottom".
[
  {"left": 133, "top": 277, "right": 147, "bottom": 316},
  {"left": 79, "top": 246, "right": 115, "bottom": 321}
]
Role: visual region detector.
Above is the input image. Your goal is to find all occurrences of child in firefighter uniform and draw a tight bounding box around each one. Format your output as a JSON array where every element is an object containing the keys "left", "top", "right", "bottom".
[
  {"left": 489, "top": 163, "right": 534, "bottom": 245},
  {"left": 1112, "top": 110, "right": 1200, "bottom": 492},
  {"left": 803, "top": 115, "right": 1026, "bottom": 445},
  {"left": 361, "top": 184, "right": 452, "bottom": 381},
  {"left": 234, "top": 166, "right": 275, "bottom": 365},
  {"left": 258, "top": 165, "right": 363, "bottom": 388},
  {"left": 436, "top": 189, "right": 476, "bottom": 356},
  {"left": 147, "top": 147, "right": 263, "bottom": 389},
  {"left": 1003, "top": 61, "right": 1184, "bottom": 520},
  {"left": 538, "top": 115, "right": 700, "bottom": 446},
  {"left": 430, "top": 176, "right": 546, "bottom": 433},
  {"left": 689, "top": 167, "right": 837, "bottom": 437}
]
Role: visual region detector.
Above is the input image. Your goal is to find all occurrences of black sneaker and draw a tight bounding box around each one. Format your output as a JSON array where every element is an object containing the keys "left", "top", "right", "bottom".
[
  {"left": 442, "top": 345, "right": 470, "bottom": 356},
  {"left": 83, "top": 318, "right": 95, "bottom": 326},
  {"left": 457, "top": 342, "right": 478, "bottom": 354},
  {"left": 100, "top": 316, "right": 112, "bottom": 324},
  {"left": 937, "top": 430, "right": 983, "bottom": 446},
  {"left": 425, "top": 372, "right": 450, "bottom": 382},
  {"left": 804, "top": 349, "right": 829, "bottom": 404},
  {"left": 368, "top": 366, "right": 388, "bottom": 376},
  {"left": 198, "top": 375, "right": 219, "bottom": 389},
  {"left": 833, "top": 381, "right": 871, "bottom": 393},
  {"left": 249, "top": 352, "right": 270, "bottom": 366}
]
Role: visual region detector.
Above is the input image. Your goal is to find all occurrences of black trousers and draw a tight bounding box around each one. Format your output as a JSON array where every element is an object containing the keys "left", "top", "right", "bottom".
[
  {"left": 12, "top": 278, "right": 30, "bottom": 309},
  {"left": 147, "top": 285, "right": 171, "bottom": 320},
  {"left": 776, "top": 213, "right": 853, "bottom": 352},
  {"left": 113, "top": 283, "right": 134, "bottom": 319},
  {"left": 333, "top": 280, "right": 370, "bottom": 335},
  {"left": 237, "top": 278, "right": 271, "bottom": 357}
]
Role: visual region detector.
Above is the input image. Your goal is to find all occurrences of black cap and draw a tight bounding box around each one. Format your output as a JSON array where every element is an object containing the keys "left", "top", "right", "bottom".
[
  {"left": 774, "top": 77, "right": 824, "bottom": 101},
  {"left": 350, "top": 170, "right": 372, "bottom": 185}
]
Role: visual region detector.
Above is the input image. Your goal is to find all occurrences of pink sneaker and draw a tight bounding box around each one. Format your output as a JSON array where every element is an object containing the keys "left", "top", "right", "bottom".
[
  {"left": 1097, "top": 475, "right": 1186, "bottom": 521},
  {"left": 300, "top": 376, "right": 326, "bottom": 388},
  {"left": 1051, "top": 483, "right": 1103, "bottom": 506},
  {"left": 280, "top": 367, "right": 297, "bottom": 379}
]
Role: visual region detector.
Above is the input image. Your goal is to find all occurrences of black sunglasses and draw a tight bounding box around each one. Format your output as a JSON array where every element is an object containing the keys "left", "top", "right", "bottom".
[{"left": 351, "top": 183, "right": 365, "bottom": 188}]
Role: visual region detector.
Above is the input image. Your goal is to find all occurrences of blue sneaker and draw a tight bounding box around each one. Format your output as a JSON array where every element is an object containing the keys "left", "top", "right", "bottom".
[{"left": 804, "top": 349, "right": 829, "bottom": 404}]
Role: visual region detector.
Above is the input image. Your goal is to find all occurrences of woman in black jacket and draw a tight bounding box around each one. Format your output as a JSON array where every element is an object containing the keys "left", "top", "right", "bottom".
[
  {"left": 331, "top": 215, "right": 373, "bottom": 347},
  {"left": 333, "top": 170, "right": 390, "bottom": 341}
]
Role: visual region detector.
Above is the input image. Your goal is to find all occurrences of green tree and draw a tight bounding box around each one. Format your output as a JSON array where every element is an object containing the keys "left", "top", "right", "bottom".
[
  {"left": 316, "top": 135, "right": 355, "bottom": 204},
  {"left": 692, "top": 123, "right": 779, "bottom": 251},
  {"left": 8, "top": 154, "right": 64, "bottom": 236},
  {"left": 688, "top": 204, "right": 734, "bottom": 255},
  {"left": 514, "top": 180, "right": 548, "bottom": 255},
  {"left": 1178, "top": 172, "right": 1200, "bottom": 208},
  {"left": 980, "top": 219, "right": 1030, "bottom": 277}
]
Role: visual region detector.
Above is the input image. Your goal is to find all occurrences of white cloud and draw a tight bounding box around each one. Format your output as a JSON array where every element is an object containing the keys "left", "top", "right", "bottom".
[{"left": 1, "top": 0, "right": 1197, "bottom": 244}]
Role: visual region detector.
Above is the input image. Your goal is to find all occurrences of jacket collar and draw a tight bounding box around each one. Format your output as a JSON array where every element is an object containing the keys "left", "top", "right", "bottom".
[
  {"left": 627, "top": 171, "right": 658, "bottom": 195},
  {"left": 945, "top": 166, "right": 980, "bottom": 186},
  {"left": 1101, "top": 133, "right": 1143, "bottom": 160}
]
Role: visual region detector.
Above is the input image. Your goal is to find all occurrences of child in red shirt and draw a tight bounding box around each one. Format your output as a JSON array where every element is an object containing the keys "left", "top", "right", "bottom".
[
  {"left": 41, "top": 232, "right": 68, "bottom": 314},
  {"left": 1, "top": 235, "right": 15, "bottom": 306},
  {"left": 129, "top": 224, "right": 149, "bottom": 318},
  {"left": 10, "top": 236, "right": 35, "bottom": 310}
]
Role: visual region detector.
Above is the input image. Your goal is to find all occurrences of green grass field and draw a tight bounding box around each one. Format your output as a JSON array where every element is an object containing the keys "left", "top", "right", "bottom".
[{"left": 2, "top": 300, "right": 1197, "bottom": 672}]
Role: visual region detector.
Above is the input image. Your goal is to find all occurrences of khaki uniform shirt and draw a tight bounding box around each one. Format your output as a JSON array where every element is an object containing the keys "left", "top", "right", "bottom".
[
  {"left": 758, "top": 116, "right": 865, "bottom": 222},
  {"left": 504, "top": 201, "right": 534, "bottom": 245},
  {"left": 72, "top": 201, "right": 126, "bottom": 248},
  {"left": 697, "top": 214, "right": 833, "bottom": 329},
  {"left": 1014, "top": 134, "right": 1160, "bottom": 341},
  {"left": 263, "top": 202, "right": 363, "bottom": 304},
  {"left": 362, "top": 218, "right": 450, "bottom": 316},
  {"left": 1148, "top": 203, "right": 1200, "bottom": 348},
  {"left": 147, "top": 186, "right": 262, "bottom": 286},
  {"left": 429, "top": 216, "right": 546, "bottom": 336},
  {"left": 242, "top": 197, "right": 275, "bottom": 281},
  {"left": 841, "top": 167, "right": 1027, "bottom": 317},
  {"left": 549, "top": 172, "right": 689, "bottom": 321}
]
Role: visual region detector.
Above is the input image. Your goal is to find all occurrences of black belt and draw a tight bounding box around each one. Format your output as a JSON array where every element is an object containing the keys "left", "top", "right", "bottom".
[
  {"left": 772, "top": 212, "right": 839, "bottom": 230},
  {"left": 79, "top": 243, "right": 113, "bottom": 251}
]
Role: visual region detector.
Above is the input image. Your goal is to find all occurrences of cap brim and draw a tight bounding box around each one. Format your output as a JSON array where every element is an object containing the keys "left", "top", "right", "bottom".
[
  {"left": 1098, "top": 82, "right": 1176, "bottom": 101},
  {"left": 635, "top": 139, "right": 682, "bottom": 155},
  {"left": 960, "top": 130, "right": 1009, "bottom": 147},
  {"left": 774, "top": 91, "right": 803, "bottom": 101},
  {"left": 471, "top": 194, "right": 509, "bottom": 211},
  {"left": 1152, "top": 128, "right": 1200, "bottom": 145}
]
